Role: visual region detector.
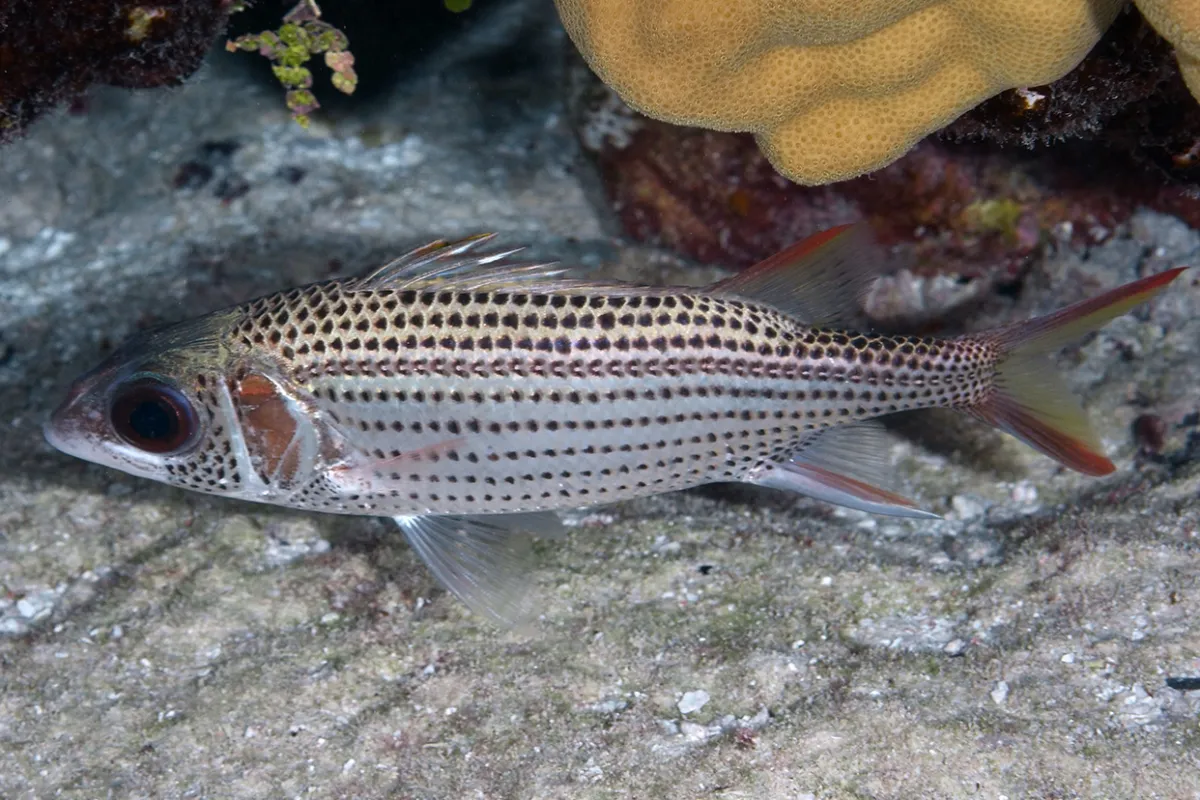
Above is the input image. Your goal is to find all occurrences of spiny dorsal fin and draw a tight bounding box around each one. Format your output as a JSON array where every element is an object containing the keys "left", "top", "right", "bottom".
[
  {"left": 709, "top": 224, "right": 883, "bottom": 328},
  {"left": 351, "top": 233, "right": 644, "bottom": 295},
  {"left": 351, "top": 234, "right": 566, "bottom": 292}
]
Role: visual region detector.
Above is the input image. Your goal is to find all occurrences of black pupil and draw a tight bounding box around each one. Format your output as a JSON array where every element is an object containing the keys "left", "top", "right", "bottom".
[
  {"left": 110, "top": 379, "right": 196, "bottom": 454},
  {"left": 127, "top": 398, "right": 176, "bottom": 441}
]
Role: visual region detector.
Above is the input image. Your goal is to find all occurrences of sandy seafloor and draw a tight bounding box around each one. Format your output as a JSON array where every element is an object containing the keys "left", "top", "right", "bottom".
[{"left": 2, "top": 5, "right": 1200, "bottom": 799}]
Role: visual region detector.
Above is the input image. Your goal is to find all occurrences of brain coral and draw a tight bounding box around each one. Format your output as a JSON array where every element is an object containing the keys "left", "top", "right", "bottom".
[{"left": 554, "top": 0, "right": 1126, "bottom": 185}]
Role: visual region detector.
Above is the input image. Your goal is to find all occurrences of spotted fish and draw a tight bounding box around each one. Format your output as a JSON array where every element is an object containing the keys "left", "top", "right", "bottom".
[{"left": 44, "top": 226, "right": 1186, "bottom": 623}]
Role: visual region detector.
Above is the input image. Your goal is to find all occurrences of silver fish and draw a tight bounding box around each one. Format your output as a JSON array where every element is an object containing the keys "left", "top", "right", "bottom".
[{"left": 44, "top": 225, "right": 1186, "bottom": 623}]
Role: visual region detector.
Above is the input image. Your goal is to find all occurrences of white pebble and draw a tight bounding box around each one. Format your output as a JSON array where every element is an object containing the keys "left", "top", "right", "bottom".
[
  {"left": 1010, "top": 481, "right": 1038, "bottom": 505},
  {"left": 950, "top": 494, "right": 986, "bottom": 520},
  {"left": 677, "top": 690, "right": 710, "bottom": 715},
  {"left": 943, "top": 638, "right": 967, "bottom": 656}
]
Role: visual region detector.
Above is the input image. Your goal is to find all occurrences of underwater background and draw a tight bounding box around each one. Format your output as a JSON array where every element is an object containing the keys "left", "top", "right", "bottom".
[{"left": 2, "top": 1, "right": 1200, "bottom": 796}]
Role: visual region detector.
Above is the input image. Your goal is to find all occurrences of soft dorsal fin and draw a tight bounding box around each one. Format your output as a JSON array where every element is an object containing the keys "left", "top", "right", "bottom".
[
  {"left": 709, "top": 224, "right": 883, "bottom": 327},
  {"left": 351, "top": 234, "right": 571, "bottom": 293}
]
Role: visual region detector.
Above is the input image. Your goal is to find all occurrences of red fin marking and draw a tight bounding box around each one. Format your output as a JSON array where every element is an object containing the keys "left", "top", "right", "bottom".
[
  {"left": 973, "top": 398, "right": 1117, "bottom": 476},
  {"left": 718, "top": 224, "right": 856, "bottom": 285},
  {"left": 328, "top": 437, "right": 469, "bottom": 492},
  {"left": 710, "top": 223, "right": 880, "bottom": 327},
  {"left": 973, "top": 268, "right": 1187, "bottom": 475},
  {"left": 995, "top": 267, "right": 1188, "bottom": 353},
  {"left": 794, "top": 463, "right": 924, "bottom": 509}
]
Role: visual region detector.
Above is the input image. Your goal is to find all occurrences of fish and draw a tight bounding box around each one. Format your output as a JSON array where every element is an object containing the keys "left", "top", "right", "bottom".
[{"left": 44, "top": 225, "right": 1186, "bottom": 624}]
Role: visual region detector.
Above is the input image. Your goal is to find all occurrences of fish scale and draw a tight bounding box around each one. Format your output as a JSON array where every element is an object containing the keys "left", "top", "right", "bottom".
[
  {"left": 45, "top": 225, "right": 1186, "bottom": 625},
  {"left": 224, "top": 282, "right": 998, "bottom": 515}
]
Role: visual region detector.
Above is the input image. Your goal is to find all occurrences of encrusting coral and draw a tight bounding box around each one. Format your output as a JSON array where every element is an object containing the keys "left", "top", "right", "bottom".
[{"left": 553, "top": 0, "right": 1186, "bottom": 185}]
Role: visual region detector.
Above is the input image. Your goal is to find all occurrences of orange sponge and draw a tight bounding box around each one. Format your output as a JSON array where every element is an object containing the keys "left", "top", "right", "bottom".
[{"left": 556, "top": 0, "right": 1125, "bottom": 185}]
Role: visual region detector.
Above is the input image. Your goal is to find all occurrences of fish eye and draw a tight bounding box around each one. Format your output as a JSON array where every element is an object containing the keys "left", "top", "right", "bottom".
[{"left": 109, "top": 379, "right": 199, "bottom": 455}]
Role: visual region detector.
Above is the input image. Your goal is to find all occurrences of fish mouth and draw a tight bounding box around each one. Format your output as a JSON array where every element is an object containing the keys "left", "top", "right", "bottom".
[
  {"left": 43, "top": 416, "right": 68, "bottom": 453},
  {"left": 43, "top": 380, "right": 98, "bottom": 458},
  {"left": 44, "top": 400, "right": 80, "bottom": 456}
]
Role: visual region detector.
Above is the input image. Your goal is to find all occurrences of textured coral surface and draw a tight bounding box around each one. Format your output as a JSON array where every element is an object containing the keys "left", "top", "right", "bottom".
[
  {"left": 555, "top": 0, "right": 1123, "bottom": 184},
  {"left": 568, "top": 8, "right": 1200, "bottom": 293}
]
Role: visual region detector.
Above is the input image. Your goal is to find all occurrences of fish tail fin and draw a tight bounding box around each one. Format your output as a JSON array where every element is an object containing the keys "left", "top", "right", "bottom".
[{"left": 969, "top": 268, "right": 1187, "bottom": 476}]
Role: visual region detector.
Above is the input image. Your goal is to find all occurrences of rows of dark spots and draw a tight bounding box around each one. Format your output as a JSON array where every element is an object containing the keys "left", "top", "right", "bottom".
[
  {"left": 317, "top": 380, "right": 823, "bottom": 409},
  {"left": 320, "top": 381, "right": 810, "bottom": 450},
  {"left": 797, "top": 329, "right": 994, "bottom": 376},
  {"left": 415, "top": 412, "right": 802, "bottom": 445},
  {"left": 300, "top": 351, "right": 815, "bottom": 384},
  {"left": 787, "top": 330, "right": 995, "bottom": 407},
  {"left": 385, "top": 438, "right": 778, "bottom": 507},
  {"left": 240, "top": 286, "right": 823, "bottom": 372},
  {"left": 241, "top": 286, "right": 992, "bottom": 426},
  {"left": 492, "top": 332, "right": 795, "bottom": 358}
]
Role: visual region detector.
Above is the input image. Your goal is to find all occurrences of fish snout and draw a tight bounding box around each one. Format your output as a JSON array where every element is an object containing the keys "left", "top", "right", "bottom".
[{"left": 44, "top": 379, "right": 101, "bottom": 455}]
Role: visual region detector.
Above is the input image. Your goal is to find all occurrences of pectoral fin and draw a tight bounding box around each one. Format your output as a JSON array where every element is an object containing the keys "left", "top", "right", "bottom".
[
  {"left": 394, "top": 512, "right": 563, "bottom": 627},
  {"left": 326, "top": 438, "right": 468, "bottom": 495},
  {"left": 751, "top": 422, "right": 940, "bottom": 519}
]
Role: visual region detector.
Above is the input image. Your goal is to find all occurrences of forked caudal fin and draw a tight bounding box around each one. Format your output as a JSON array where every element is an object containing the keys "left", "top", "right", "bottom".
[{"left": 971, "top": 267, "right": 1188, "bottom": 476}]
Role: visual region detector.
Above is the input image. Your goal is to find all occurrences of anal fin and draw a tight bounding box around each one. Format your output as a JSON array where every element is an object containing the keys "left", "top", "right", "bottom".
[
  {"left": 394, "top": 512, "right": 563, "bottom": 627},
  {"left": 751, "top": 421, "right": 940, "bottom": 519}
]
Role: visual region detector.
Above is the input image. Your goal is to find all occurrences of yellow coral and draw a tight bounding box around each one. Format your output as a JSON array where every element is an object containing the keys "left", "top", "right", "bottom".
[
  {"left": 1135, "top": 0, "right": 1200, "bottom": 100},
  {"left": 555, "top": 0, "right": 1124, "bottom": 185}
]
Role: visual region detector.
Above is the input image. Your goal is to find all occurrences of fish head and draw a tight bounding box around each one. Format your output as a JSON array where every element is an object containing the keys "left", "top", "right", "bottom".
[{"left": 44, "top": 312, "right": 248, "bottom": 496}]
